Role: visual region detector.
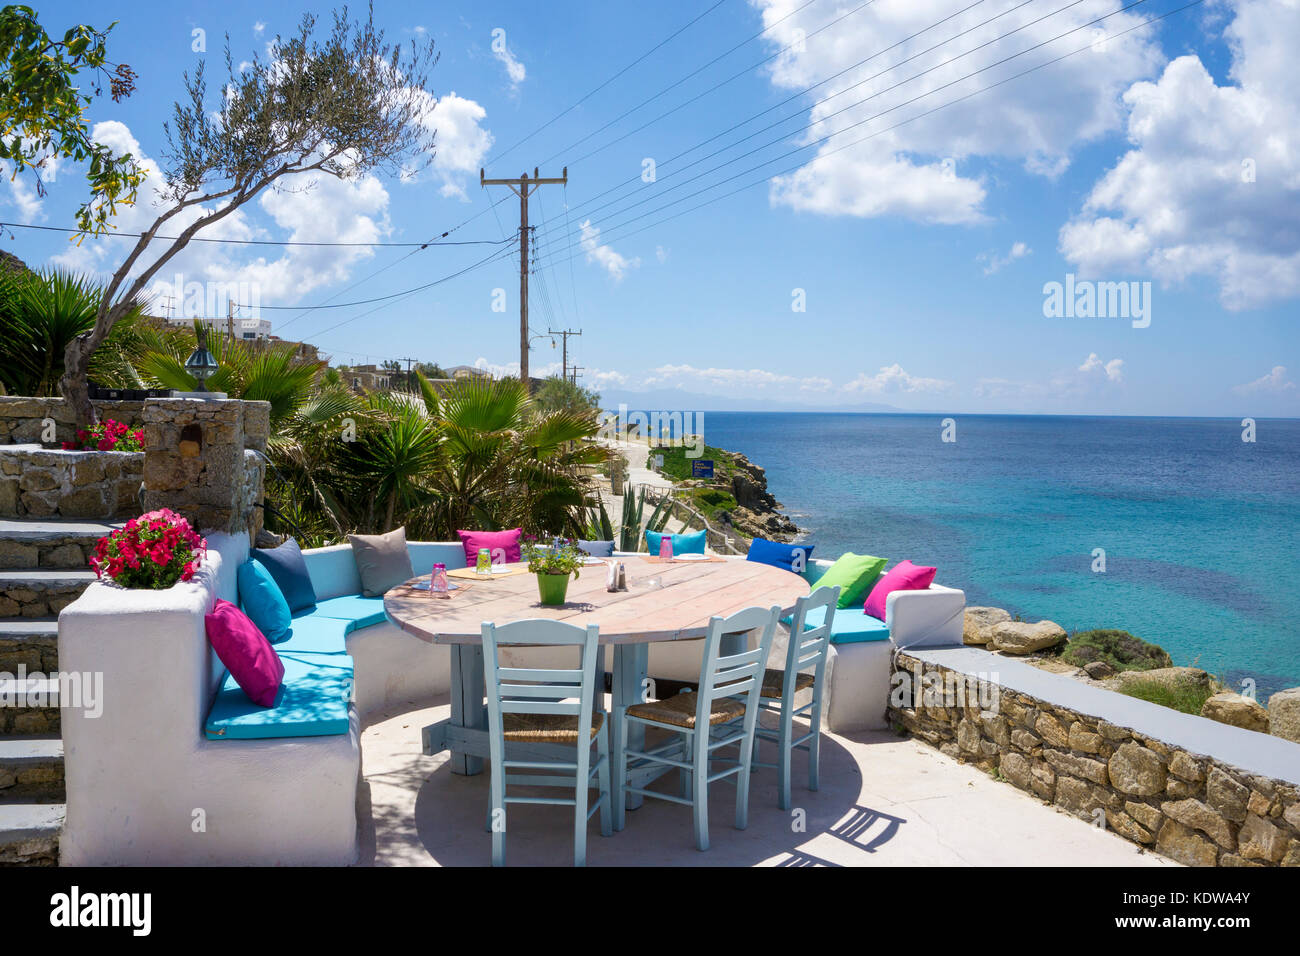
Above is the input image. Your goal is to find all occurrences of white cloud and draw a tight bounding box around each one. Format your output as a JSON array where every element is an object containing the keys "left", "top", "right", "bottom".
[
  {"left": 492, "top": 34, "right": 526, "bottom": 87},
  {"left": 579, "top": 220, "right": 639, "bottom": 280},
  {"left": 979, "top": 240, "right": 1031, "bottom": 274},
  {"left": 1233, "top": 365, "right": 1295, "bottom": 395},
  {"left": 642, "top": 363, "right": 829, "bottom": 393},
  {"left": 253, "top": 21, "right": 266, "bottom": 36},
  {"left": 472, "top": 357, "right": 561, "bottom": 379},
  {"left": 843, "top": 363, "right": 953, "bottom": 395},
  {"left": 588, "top": 369, "right": 628, "bottom": 388},
  {"left": 755, "top": 0, "right": 1164, "bottom": 225},
  {"left": 416, "top": 92, "right": 493, "bottom": 199},
  {"left": 50, "top": 121, "right": 392, "bottom": 316},
  {"left": 1060, "top": 0, "right": 1300, "bottom": 310},
  {"left": 1078, "top": 352, "right": 1124, "bottom": 382},
  {"left": 655, "top": 245, "right": 669, "bottom": 264}
]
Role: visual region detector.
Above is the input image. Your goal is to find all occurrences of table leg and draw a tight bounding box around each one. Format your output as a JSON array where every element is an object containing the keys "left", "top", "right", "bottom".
[
  {"left": 449, "top": 644, "right": 486, "bottom": 775},
  {"left": 612, "top": 642, "right": 649, "bottom": 810}
]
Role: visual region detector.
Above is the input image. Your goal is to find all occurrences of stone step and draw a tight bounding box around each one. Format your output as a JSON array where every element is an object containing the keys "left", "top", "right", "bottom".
[
  {"left": 0, "top": 518, "right": 120, "bottom": 569},
  {"left": 0, "top": 802, "right": 64, "bottom": 866},
  {"left": 0, "top": 617, "right": 58, "bottom": 674},
  {"left": 0, "top": 569, "right": 97, "bottom": 618},
  {"left": 0, "top": 676, "right": 60, "bottom": 736},
  {"left": 0, "top": 737, "right": 64, "bottom": 801}
]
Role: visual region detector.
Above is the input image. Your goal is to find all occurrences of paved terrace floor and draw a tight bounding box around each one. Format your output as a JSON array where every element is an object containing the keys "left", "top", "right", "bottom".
[{"left": 357, "top": 697, "right": 1177, "bottom": 867}]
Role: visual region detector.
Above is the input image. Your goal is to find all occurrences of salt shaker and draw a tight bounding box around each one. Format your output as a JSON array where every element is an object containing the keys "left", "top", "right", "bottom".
[{"left": 616, "top": 562, "right": 627, "bottom": 591}]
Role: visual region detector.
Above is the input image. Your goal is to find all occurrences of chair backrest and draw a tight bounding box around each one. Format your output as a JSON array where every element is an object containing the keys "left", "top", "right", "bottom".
[
  {"left": 481, "top": 619, "right": 602, "bottom": 734},
  {"left": 695, "top": 605, "right": 781, "bottom": 725},
  {"left": 785, "top": 585, "right": 839, "bottom": 680}
]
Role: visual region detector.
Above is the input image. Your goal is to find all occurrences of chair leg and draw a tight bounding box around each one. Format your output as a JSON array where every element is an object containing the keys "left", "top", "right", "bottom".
[
  {"left": 693, "top": 728, "right": 710, "bottom": 851},
  {"left": 613, "top": 707, "right": 628, "bottom": 832},
  {"left": 489, "top": 766, "right": 506, "bottom": 867},
  {"left": 736, "top": 726, "right": 753, "bottom": 832},
  {"left": 808, "top": 696, "right": 823, "bottom": 793},
  {"left": 679, "top": 729, "right": 693, "bottom": 800},
  {"left": 778, "top": 703, "right": 795, "bottom": 811},
  {"left": 574, "top": 752, "right": 590, "bottom": 868},
  {"left": 597, "top": 724, "right": 612, "bottom": 838}
]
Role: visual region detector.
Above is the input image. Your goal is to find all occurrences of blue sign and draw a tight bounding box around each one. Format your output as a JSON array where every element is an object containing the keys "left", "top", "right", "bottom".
[{"left": 691, "top": 459, "right": 714, "bottom": 479}]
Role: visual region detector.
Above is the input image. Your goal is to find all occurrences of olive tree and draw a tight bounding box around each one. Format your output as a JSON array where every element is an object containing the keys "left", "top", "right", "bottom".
[{"left": 60, "top": 4, "right": 439, "bottom": 426}]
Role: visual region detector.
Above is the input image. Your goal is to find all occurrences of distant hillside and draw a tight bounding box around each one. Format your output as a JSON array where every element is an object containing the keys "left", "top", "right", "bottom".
[{"left": 598, "top": 387, "right": 902, "bottom": 414}]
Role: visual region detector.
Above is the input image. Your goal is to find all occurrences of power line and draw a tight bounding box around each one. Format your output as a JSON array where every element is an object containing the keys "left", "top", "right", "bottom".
[
  {"left": 532, "top": 0, "right": 1206, "bottom": 275},
  {"left": 537, "top": 0, "right": 841, "bottom": 168},
  {"left": 533, "top": 0, "right": 1138, "bottom": 259},
  {"left": 0, "top": 220, "right": 512, "bottom": 247},
  {"left": 535, "top": 0, "right": 992, "bottom": 237},
  {"left": 486, "top": 0, "right": 734, "bottom": 165}
]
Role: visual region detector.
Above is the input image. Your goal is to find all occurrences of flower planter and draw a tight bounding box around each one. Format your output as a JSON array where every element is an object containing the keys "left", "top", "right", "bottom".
[{"left": 536, "top": 572, "right": 572, "bottom": 606}]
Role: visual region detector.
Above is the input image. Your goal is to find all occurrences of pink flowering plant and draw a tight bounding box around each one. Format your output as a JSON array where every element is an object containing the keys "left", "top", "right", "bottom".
[
  {"left": 90, "top": 509, "right": 206, "bottom": 589},
  {"left": 62, "top": 419, "right": 145, "bottom": 452}
]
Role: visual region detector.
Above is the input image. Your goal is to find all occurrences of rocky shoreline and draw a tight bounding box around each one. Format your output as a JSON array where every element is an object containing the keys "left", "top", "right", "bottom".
[
  {"left": 962, "top": 605, "right": 1300, "bottom": 745},
  {"left": 675, "top": 449, "right": 803, "bottom": 544}
]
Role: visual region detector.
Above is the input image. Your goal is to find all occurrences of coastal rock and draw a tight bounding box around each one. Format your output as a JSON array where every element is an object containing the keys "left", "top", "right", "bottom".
[
  {"left": 963, "top": 607, "right": 1010, "bottom": 645},
  {"left": 1201, "top": 692, "right": 1270, "bottom": 733},
  {"left": 990, "top": 620, "right": 1066, "bottom": 655},
  {"left": 1083, "top": 660, "right": 1116, "bottom": 680},
  {"left": 1267, "top": 688, "right": 1300, "bottom": 744}
]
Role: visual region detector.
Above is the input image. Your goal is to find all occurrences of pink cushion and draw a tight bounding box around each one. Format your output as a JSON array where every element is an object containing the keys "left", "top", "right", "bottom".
[
  {"left": 863, "top": 560, "right": 937, "bottom": 621},
  {"left": 205, "top": 598, "right": 284, "bottom": 707},
  {"left": 457, "top": 528, "right": 522, "bottom": 566}
]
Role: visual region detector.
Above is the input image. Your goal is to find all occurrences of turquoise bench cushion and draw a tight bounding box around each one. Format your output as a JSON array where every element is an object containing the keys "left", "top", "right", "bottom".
[
  {"left": 278, "top": 614, "right": 351, "bottom": 657},
  {"left": 800, "top": 605, "right": 891, "bottom": 645},
  {"left": 205, "top": 654, "right": 354, "bottom": 740},
  {"left": 304, "top": 594, "right": 387, "bottom": 631}
]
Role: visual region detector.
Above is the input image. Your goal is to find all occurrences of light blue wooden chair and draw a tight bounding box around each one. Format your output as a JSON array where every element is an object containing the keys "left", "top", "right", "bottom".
[
  {"left": 613, "top": 605, "right": 780, "bottom": 851},
  {"left": 748, "top": 585, "right": 839, "bottom": 810},
  {"left": 481, "top": 619, "right": 612, "bottom": 867}
]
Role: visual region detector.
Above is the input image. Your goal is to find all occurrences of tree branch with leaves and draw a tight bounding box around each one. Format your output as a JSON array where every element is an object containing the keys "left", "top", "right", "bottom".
[{"left": 57, "top": 3, "right": 440, "bottom": 427}]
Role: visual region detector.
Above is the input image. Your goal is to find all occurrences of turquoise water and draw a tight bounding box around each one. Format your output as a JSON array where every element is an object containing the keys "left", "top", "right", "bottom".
[{"left": 697, "top": 413, "right": 1300, "bottom": 700}]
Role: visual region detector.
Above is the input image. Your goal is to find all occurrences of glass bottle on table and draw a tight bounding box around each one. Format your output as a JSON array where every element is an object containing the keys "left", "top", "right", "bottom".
[
  {"left": 476, "top": 547, "right": 492, "bottom": 576},
  {"left": 430, "top": 562, "right": 448, "bottom": 593},
  {"left": 659, "top": 534, "right": 673, "bottom": 563}
]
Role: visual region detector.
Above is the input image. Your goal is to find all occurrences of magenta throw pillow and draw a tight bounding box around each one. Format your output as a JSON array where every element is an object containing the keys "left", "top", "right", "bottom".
[
  {"left": 863, "top": 560, "right": 937, "bottom": 621},
  {"left": 457, "top": 528, "right": 522, "bottom": 566},
  {"left": 205, "top": 598, "right": 284, "bottom": 707}
]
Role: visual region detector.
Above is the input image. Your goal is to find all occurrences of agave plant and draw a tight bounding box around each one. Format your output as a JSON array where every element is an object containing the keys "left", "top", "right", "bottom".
[{"left": 617, "top": 485, "right": 673, "bottom": 551}]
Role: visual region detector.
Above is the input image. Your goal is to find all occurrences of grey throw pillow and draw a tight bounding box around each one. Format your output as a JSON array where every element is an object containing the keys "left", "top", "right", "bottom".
[{"left": 348, "top": 527, "right": 415, "bottom": 597}]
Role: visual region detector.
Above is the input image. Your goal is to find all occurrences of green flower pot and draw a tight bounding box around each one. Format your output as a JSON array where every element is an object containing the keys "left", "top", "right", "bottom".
[{"left": 536, "top": 572, "right": 572, "bottom": 606}]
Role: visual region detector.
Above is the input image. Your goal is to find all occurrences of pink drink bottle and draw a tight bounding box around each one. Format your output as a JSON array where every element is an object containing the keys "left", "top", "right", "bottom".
[{"left": 659, "top": 534, "right": 673, "bottom": 562}]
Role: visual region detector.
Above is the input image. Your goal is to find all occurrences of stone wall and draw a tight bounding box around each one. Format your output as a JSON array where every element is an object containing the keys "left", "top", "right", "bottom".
[
  {"left": 890, "top": 652, "right": 1300, "bottom": 867},
  {"left": 141, "top": 398, "right": 269, "bottom": 538},
  {"left": 0, "top": 396, "right": 148, "bottom": 446},
  {"left": 0, "top": 446, "right": 143, "bottom": 519}
]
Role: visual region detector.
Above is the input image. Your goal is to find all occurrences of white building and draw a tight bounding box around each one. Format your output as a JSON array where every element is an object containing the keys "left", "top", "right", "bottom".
[{"left": 161, "top": 315, "right": 273, "bottom": 341}]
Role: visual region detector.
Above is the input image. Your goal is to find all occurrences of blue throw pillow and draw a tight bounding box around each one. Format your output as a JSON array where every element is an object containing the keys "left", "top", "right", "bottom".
[
  {"left": 645, "top": 528, "right": 707, "bottom": 556},
  {"left": 250, "top": 538, "right": 317, "bottom": 613},
  {"left": 746, "top": 537, "right": 814, "bottom": 574},
  {"left": 577, "top": 539, "right": 615, "bottom": 557},
  {"left": 237, "top": 560, "right": 293, "bottom": 644}
]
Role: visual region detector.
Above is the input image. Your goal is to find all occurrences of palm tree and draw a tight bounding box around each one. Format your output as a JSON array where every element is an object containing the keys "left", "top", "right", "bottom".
[{"left": 0, "top": 268, "right": 147, "bottom": 396}]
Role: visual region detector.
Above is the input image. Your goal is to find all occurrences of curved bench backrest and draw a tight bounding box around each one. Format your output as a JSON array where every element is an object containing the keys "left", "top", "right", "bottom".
[{"left": 301, "top": 540, "right": 469, "bottom": 600}]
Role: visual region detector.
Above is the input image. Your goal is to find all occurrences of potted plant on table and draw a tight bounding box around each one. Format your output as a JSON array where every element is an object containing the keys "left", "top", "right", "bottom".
[{"left": 522, "top": 536, "right": 583, "bottom": 606}]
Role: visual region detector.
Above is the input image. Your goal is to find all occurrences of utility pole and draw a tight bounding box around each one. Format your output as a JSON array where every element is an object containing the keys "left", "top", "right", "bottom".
[
  {"left": 569, "top": 366, "right": 584, "bottom": 387},
  {"left": 547, "top": 327, "right": 582, "bottom": 383},
  {"left": 481, "top": 166, "right": 567, "bottom": 388},
  {"left": 226, "top": 298, "right": 235, "bottom": 344}
]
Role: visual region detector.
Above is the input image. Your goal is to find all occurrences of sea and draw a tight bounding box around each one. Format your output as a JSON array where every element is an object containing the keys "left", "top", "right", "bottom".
[{"left": 694, "top": 412, "right": 1300, "bottom": 701}]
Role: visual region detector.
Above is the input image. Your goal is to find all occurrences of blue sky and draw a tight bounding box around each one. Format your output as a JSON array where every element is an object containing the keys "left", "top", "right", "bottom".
[{"left": 7, "top": 0, "right": 1298, "bottom": 416}]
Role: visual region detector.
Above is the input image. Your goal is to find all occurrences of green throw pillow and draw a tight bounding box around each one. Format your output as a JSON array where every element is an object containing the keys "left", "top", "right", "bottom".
[{"left": 815, "top": 553, "right": 887, "bottom": 608}]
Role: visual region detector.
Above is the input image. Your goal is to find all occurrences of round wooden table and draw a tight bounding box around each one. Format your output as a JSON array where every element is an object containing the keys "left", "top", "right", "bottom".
[{"left": 385, "top": 556, "right": 809, "bottom": 799}]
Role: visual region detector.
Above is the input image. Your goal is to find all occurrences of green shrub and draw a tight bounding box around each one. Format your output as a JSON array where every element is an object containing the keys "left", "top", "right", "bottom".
[
  {"left": 1059, "top": 629, "right": 1172, "bottom": 672},
  {"left": 1118, "top": 677, "right": 1215, "bottom": 716}
]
